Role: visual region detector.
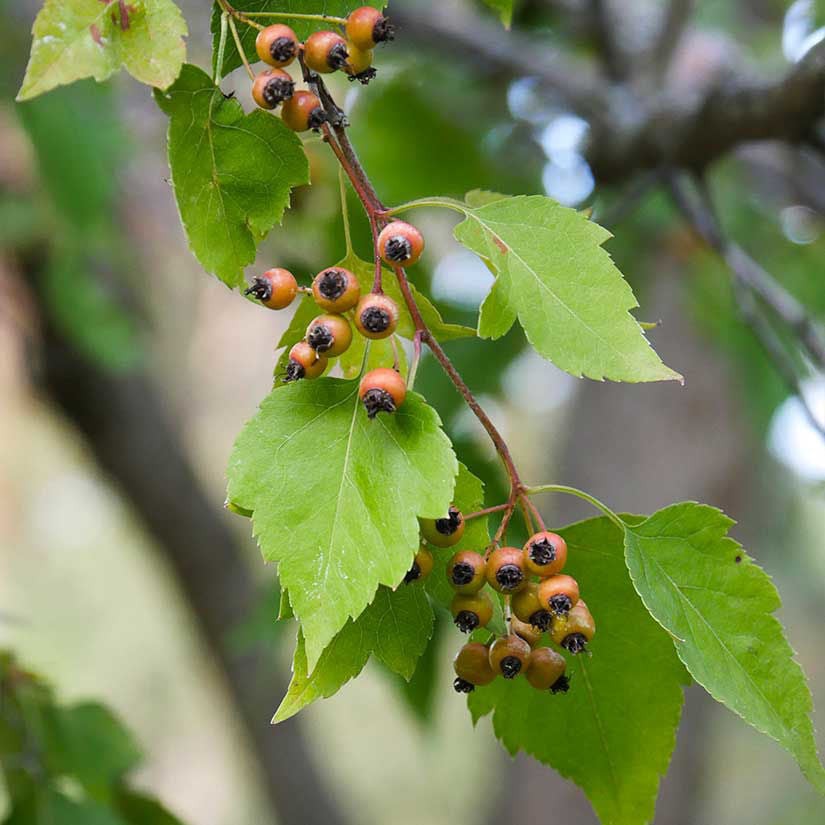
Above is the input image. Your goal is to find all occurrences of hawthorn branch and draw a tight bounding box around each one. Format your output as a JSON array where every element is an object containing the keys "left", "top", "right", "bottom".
[
  {"left": 587, "top": 0, "right": 626, "bottom": 81},
  {"left": 390, "top": 2, "right": 609, "bottom": 123},
  {"left": 393, "top": 2, "right": 825, "bottom": 184},
  {"left": 649, "top": 0, "right": 695, "bottom": 77},
  {"left": 668, "top": 173, "right": 825, "bottom": 439}
]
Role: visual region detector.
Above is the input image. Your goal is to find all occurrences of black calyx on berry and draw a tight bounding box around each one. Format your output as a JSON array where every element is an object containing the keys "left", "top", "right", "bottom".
[
  {"left": 454, "top": 611, "right": 479, "bottom": 633},
  {"left": 354, "top": 293, "right": 399, "bottom": 339},
  {"left": 562, "top": 633, "right": 588, "bottom": 654},
  {"left": 403, "top": 561, "right": 421, "bottom": 584},
  {"left": 485, "top": 546, "right": 526, "bottom": 593},
  {"left": 403, "top": 545, "right": 433, "bottom": 584},
  {"left": 284, "top": 341, "right": 327, "bottom": 382},
  {"left": 284, "top": 361, "right": 305, "bottom": 382},
  {"left": 312, "top": 267, "right": 360, "bottom": 313},
  {"left": 378, "top": 221, "right": 424, "bottom": 266},
  {"left": 550, "top": 675, "right": 571, "bottom": 694},
  {"left": 437, "top": 507, "right": 461, "bottom": 536},
  {"left": 489, "top": 635, "right": 530, "bottom": 679},
  {"left": 530, "top": 538, "right": 555, "bottom": 565},
  {"left": 529, "top": 610, "right": 553, "bottom": 632},
  {"left": 452, "top": 562, "right": 474, "bottom": 585},
  {"left": 550, "top": 594, "right": 573, "bottom": 614},
  {"left": 500, "top": 656, "right": 522, "bottom": 678},
  {"left": 255, "top": 24, "right": 299, "bottom": 67},
  {"left": 453, "top": 677, "right": 475, "bottom": 694},
  {"left": 307, "top": 325, "right": 333, "bottom": 352},
  {"left": 420, "top": 506, "right": 465, "bottom": 547}
]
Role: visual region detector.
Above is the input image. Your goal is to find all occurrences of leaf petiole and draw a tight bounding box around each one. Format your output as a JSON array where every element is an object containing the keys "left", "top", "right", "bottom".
[
  {"left": 237, "top": 11, "right": 347, "bottom": 24},
  {"left": 526, "top": 484, "right": 625, "bottom": 532}
]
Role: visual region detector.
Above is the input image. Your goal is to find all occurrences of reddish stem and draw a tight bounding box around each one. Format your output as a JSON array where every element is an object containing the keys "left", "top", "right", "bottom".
[
  {"left": 368, "top": 213, "right": 383, "bottom": 293},
  {"left": 463, "top": 502, "right": 511, "bottom": 521},
  {"left": 308, "top": 75, "right": 526, "bottom": 519},
  {"left": 522, "top": 493, "right": 546, "bottom": 532}
]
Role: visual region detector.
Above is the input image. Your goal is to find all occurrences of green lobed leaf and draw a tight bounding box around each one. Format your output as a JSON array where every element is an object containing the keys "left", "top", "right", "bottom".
[
  {"left": 469, "top": 515, "right": 688, "bottom": 825},
  {"left": 210, "top": 1, "right": 385, "bottom": 77},
  {"left": 226, "top": 377, "right": 457, "bottom": 671},
  {"left": 481, "top": 0, "right": 515, "bottom": 28},
  {"left": 274, "top": 461, "right": 487, "bottom": 722},
  {"left": 17, "top": 0, "right": 187, "bottom": 101},
  {"left": 624, "top": 502, "right": 825, "bottom": 794},
  {"left": 274, "top": 582, "right": 433, "bottom": 722},
  {"left": 453, "top": 194, "right": 682, "bottom": 383},
  {"left": 154, "top": 64, "right": 309, "bottom": 288}
]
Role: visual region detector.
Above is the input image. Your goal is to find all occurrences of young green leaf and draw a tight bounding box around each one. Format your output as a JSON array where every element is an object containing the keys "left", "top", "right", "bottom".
[
  {"left": 154, "top": 64, "right": 309, "bottom": 288},
  {"left": 274, "top": 583, "right": 433, "bottom": 722},
  {"left": 17, "top": 0, "right": 187, "bottom": 102},
  {"left": 624, "top": 502, "right": 825, "bottom": 794},
  {"left": 452, "top": 194, "right": 682, "bottom": 383},
  {"left": 226, "top": 378, "right": 457, "bottom": 672},
  {"left": 210, "top": 1, "right": 385, "bottom": 78},
  {"left": 469, "top": 515, "right": 688, "bottom": 825}
]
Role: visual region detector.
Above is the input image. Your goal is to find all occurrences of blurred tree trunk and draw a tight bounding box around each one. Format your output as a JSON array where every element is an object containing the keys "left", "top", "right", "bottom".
[
  {"left": 14, "top": 251, "right": 348, "bottom": 825},
  {"left": 485, "top": 268, "right": 755, "bottom": 825}
]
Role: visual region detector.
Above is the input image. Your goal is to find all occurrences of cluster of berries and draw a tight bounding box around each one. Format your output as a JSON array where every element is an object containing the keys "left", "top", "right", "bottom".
[
  {"left": 402, "top": 508, "right": 596, "bottom": 694},
  {"left": 250, "top": 7, "right": 393, "bottom": 130},
  {"left": 245, "top": 221, "right": 424, "bottom": 417}
]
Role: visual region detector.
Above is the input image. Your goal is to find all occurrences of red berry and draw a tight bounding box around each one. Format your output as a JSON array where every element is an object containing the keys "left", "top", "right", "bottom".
[
  {"left": 420, "top": 506, "right": 465, "bottom": 547},
  {"left": 285, "top": 341, "right": 327, "bottom": 382},
  {"left": 245, "top": 268, "right": 297, "bottom": 309},
  {"left": 525, "top": 647, "right": 568, "bottom": 691},
  {"left": 282, "top": 91, "right": 327, "bottom": 132},
  {"left": 346, "top": 6, "right": 395, "bottom": 50},
  {"left": 523, "top": 531, "right": 568, "bottom": 577},
  {"left": 538, "top": 574, "right": 580, "bottom": 617},
  {"left": 403, "top": 545, "right": 433, "bottom": 584},
  {"left": 304, "top": 31, "right": 349, "bottom": 73},
  {"left": 378, "top": 221, "right": 425, "bottom": 267},
  {"left": 255, "top": 24, "right": 299, "bottom": 67},
  {"left": 252, "top": 68, "right": 295, "bottom": 110},
  {"left": 446, "top": 550, "right": 486, "bottom": 594},
  {"left": 453, "top": 642, "right": 496, "bottom": 692},
  {"left": 354, "top": 293, "right": 399, "bottom": 339},
  {"left": 358, "top": 368, "right": 406, "bottom": 418},
  {"left": 489, "top": 634, "right": 531, "bottom": 679},
  {"left": 551, "top": 600, "right": 595, "bottom": 654},
  {"left": 485, "top": 546, "right": 526, "bottom": 593},
  {"left": 450, "top": 591, "right": 493, "bottom": 634},
  {"left": 306, "top": 314, "right": 353, "bottom": 357},
  {"left": 311, "top": 268, "right": 360, "bottom": 312}
]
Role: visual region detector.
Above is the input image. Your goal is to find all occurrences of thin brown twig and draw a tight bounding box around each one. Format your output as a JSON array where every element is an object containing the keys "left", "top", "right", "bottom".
[
  {"left": 668, "top": 172, "right": 825, "bottom": 440},
  {"left": 304, "top": 69, "right": 529, "bottom": 516},
  {"left": 464, "top": 503, "right": 512, "bottom": 522}
]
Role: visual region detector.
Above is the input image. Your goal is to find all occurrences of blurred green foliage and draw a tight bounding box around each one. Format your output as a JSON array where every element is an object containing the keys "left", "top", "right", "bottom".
[{"left": 0, "top": 652, "right": 185, "bottom": 824}]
